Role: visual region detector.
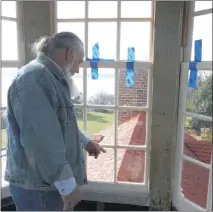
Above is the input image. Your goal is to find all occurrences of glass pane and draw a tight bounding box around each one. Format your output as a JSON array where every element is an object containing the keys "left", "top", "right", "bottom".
[
  {"left": 1, "top": 67, "right": 18, "bottom": 150},
  {"left": 117, "top": 110, "right": 146, "bottom": 146},
  {"left": 71, "top": 68, "right": 84, "bottom": 103},
  {"left": 195, "top": 1, "right": 212, "bottom": 11},
  {"left": 57, "top": 1, "right": 85, "bottom": 19},
  {"left": 120, "top": 22, "right": 150, "bottom": 60},
  {"left": 75, "top": 107, "right": 84, "bottom": 132},
  {"left": 1, "top": 20, "right": 18, "bottom": 60},
  {"left": 121, "top": 1, "right": 152, "bottom": 18},
  {"left": 118, "top": 69, "right": 148, "bottom": 107},
  {"left": 57, "top": 22, "right": 85, "bottom": 45},
  {"left": 192, "top": 14, "right": 212, "bottom": 61},
  {"left": 86, "top": 109, "right": 114, "bottom": 146},
  {"left": 1, "top": 108, "right": 7, "bottom": 150},
  {"left": 117, "top": 149, "right": 145, "bottom": 183},
  {"left": 88, "top": 22, "right": 117, "bottom": 59},
  {"left": 184, "top": 116, "right": 212, "bottom": 165},
  {"left": 186, "top": 71, "right": 212, "bottom": 117},
  {"left": 1, "top": 156, "right": 7, "bottom": 187},
  {"left": 88, "top": 1, "right": 117, "bottom": 18},
  {"left": 181, "top": 159, "right": 209, "bottom": 208},
  {"left": 87, "top": 68, "right": 115, "bottom": 105},
  {"left": 1, "top": 1, "right": 16, "bottom": 18},
  {"left": 1, "top": 68, "right": 19, "bottom": 107},
  {"left": 87, "top": 148, "right": 114, "bottom": 182}
]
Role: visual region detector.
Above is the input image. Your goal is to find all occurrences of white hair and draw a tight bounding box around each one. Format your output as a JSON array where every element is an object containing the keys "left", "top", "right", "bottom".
[{"left": 31, "top": 32, "right": 84, "bottom": 58}]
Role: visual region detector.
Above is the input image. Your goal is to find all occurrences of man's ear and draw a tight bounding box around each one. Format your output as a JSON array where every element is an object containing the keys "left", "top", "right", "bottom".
[{"left": 66, "top": 48, "right": 74, "bottom": 62}]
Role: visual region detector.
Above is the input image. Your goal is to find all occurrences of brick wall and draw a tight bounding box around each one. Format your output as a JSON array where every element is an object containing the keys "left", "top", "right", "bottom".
[{"left": 118, "top": 69, "right": 148, "bottom": 124}]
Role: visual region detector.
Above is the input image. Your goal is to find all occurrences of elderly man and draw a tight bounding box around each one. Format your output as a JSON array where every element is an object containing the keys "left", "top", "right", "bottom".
[{"left": 5, "top": 32, "right": 105, "bottom": 211}]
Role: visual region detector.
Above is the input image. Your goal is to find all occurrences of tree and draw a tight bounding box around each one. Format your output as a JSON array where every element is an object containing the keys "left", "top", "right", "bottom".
[
  {"left": 88, "top": 92, "right": 114, "bottom": 105},
  {"left": 88, "top": 92, "right": 114, "bottom": 113},
  {"left": 187, "top": 73, "right": 212, "bottom": 134}
]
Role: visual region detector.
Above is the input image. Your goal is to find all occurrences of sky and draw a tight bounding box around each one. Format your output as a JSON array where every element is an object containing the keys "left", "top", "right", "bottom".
[{"left": 1, "top": 1, "right": 213, "bottom": 107}]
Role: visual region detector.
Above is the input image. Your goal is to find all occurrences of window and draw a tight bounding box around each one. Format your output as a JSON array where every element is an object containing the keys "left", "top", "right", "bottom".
[
  {"left": 194, "top": 1, "right": 212, "bottom": 12},
  {"left": 1, "top": 1, "right": 24, "bottom": 198},
  {"left": 1, "top": 1, "right": 23, "bottom": 151},
  {"left": 56, "top": 0, "right": 154, "bottom": 199},
  {"left": 192, "top": 14, "right": 212, "bottom": 61},
  {"left": 174, "top": 2, "right": 212, "bottom": 211}
]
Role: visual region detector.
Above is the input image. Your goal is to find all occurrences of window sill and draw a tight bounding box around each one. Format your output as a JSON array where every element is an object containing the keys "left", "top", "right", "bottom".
[
  {"left": 174, "top": 193, "right": 207, "bottom": 212},
  {"left": 1, "top": 155, "right": 149, "bottom": 205},
  {"left": 1, "top": 183, "right": 149, "bottom": 206}
]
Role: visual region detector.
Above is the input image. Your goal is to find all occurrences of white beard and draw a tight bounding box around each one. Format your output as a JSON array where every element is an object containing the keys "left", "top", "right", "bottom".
[{"left": 64, "top": 65, "right": 80, "bottom": 99}]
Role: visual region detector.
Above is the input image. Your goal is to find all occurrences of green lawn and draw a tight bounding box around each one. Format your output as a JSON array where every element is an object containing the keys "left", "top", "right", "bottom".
[
  {"left": 77, "top": 111, "right": 113, "bottom": 136},
  {"left": 1, "top": 111, "right": 113, "bottom": 149}
]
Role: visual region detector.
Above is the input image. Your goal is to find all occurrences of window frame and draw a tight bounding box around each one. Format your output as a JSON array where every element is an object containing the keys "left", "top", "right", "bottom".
[
  {"left": 1, "top": 1, "right": 25, "bottom": 118},
  {"left": 1, "top": 1, "right": 25, "bottom": 67},
  {"left": 173, "top": 2, "right": 213, "bottom": 211},
  {"left": 1, "top": 1, "right": 25, "bottom": 198},
  {"left": 55, "top": 0, "right": 155, "bottom": 204}
]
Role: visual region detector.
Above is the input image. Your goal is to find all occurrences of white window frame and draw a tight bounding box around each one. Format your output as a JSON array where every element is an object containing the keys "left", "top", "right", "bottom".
[
  {"left": 55, "top": 1, "right": 155, "bottom": 205},
  {"left": 1, "top": 1, "right": 25, "bottom": 199},
  {"left": 173, "top": 2, "right": 212, "bottom": 211},
  {"left": 1, "top": 1, "right": 25, "bottom": 68}
]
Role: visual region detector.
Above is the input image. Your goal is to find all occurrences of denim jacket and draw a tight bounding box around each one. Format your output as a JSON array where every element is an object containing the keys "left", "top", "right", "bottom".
[{"left": 5, "top": 54, "right": 89, "bottom": 191}]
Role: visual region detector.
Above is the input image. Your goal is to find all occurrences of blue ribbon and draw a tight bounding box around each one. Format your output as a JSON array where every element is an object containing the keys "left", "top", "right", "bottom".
[
  {"left": 126, "top": 47, "right": 135, "bottom": 88},
  {"left": 188, "top": 39, "right": 202, "bottom": 88},
  {"left": 91, "top": 43, "right": 99, "bottom": 80},
  {"left": 86, "top": 43, "right": 114, "bottom": 80}
]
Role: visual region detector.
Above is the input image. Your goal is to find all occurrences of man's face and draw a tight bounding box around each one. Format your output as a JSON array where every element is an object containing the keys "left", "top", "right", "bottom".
[{"left": 65, "top": 48, "right": 84, "bottom": 76}]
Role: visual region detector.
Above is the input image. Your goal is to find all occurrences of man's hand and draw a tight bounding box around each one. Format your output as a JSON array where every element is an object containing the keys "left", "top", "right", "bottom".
[
  {"left": 85, "top": 140, "right": 106, "bottom": 159},
  {"left": 61, "top": 188, "right": 81, "bottom": 211}
]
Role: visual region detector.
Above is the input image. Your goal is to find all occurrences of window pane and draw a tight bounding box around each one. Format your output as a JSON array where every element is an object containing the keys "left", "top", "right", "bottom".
[
  {"left": 1, "top": 68, "right": 19, "bottom": 107},
  {"left": 87, "top": 148, "right": 114, "bottom": 182},
  {"left": 184, "top": 116, "right": 212, "bottom": 165},
  {"left": 195, "top": 1, "right": 212, "bottom": 11},
  {"left": 87, "top": 68, "right": 115, "bottom": 105},
  {"left": 121, "top": 1, "right": 152, "bottom": 18},
  {"left": 1, "top": 108, "right": 7, "bottom": 150},
  {"left": 72, "top": 68, "right": 84, "bottom": 103},
  {"left": 117, "top": 149, "right": 145, "bottom": 183},
  {"left": 120, "top": 22, "right": 150, "bottom": 60},
  {"left": 88, "top": 22, "right": 117, "bottom": 59},
  {"left": 186, "top": 71, "right": 212, "bottom": 117},
  {"left": 75, "top": 107, "right": 84, "bottom": 132},
  {"left": 1, "top": 67, "right": 19, "bottom": 150},
  {"left": 1, "top": 20, "right": 18, "bottom": 60},
  {"left": 1, "top": 156, "right": 7, "bottom": 187},
  {"left": 181, "top": 159, "right": 209, "bottom": 208},
  {"left": 118, "top": 69, "right": 148, "bottom": 107},
  {"left": 57, "top": 1, "right": 85, "bottom": 19},
  {"left": 192, "top": 14, "right": 212, "bottom": 61},
  {"left": 86, "top": 109, "right": 114, "bottom": 146},
  {"left": 57, "top": 22, "right": 85, "bottom": 45},
  {"left": 1, "top": 1, "right": 16, "bottom": 18},
  {"left": 117, "top": 110, "right": 146, "bottom": 146},
  {"left": 88, "top": 1, "right": 117, "bottom": 18}
]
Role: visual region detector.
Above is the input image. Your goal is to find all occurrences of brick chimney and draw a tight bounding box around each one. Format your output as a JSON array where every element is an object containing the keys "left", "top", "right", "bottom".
[{"left": 118, "top": 69, "right": 148, "bottom": 125}]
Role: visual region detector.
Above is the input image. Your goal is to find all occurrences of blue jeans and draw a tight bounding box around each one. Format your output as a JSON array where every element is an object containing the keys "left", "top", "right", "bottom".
[{"left": 9, "top": 184, "right": 65, "bottom": 211}]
